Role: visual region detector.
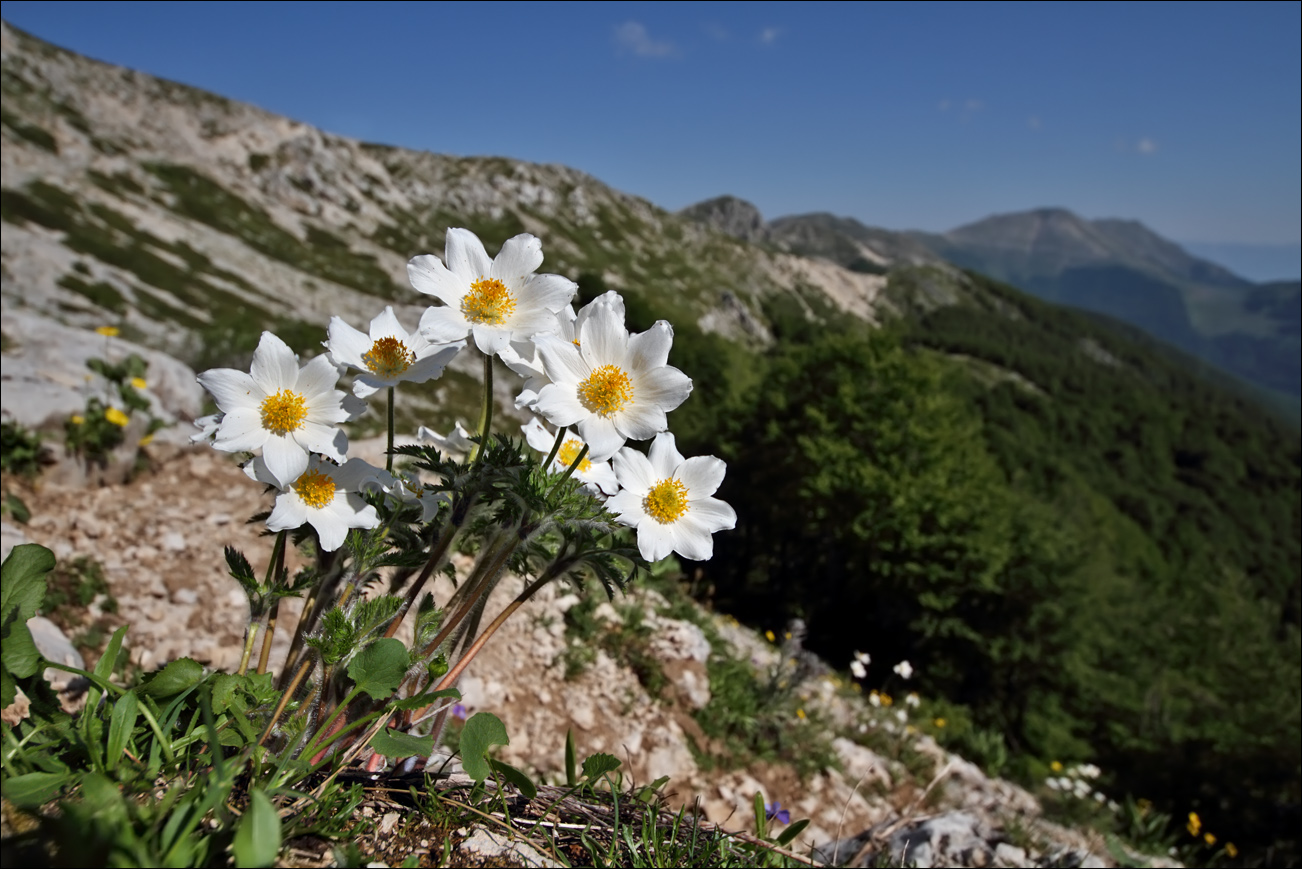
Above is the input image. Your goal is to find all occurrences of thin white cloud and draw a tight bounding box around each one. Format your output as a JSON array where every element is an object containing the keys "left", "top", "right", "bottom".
[
  {"left": 963, "top": 98, "right": 984, "bottom": 112},
  {"left": 614, "top": 21, "right": 676, "bottom": 58},
  {"left": 938, "top": 99, "right": 952, "bottom": 112},
  {"left": 703, "top": 22, "right": 730, "bottom": 41},
  {"left": 1027, "top": 116, "right": 1041, "bottom": 130},
  {"left": 759, "top": 26, "right": 781, "bottom": 45},
  {"left": 1137, "top": 137, "right": 1158, "bottom": 154},
  {"left": 938, "top": 98, "right": 984, "bottom": 118}
]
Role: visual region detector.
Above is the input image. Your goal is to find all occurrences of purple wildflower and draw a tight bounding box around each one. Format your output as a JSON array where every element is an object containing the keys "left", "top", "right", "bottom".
[
  {"left": 451, "top": 703, "right": 468, "bottom": 721},
  {"left": 764, "top": 801, "right": 790, "bottom": 825}
]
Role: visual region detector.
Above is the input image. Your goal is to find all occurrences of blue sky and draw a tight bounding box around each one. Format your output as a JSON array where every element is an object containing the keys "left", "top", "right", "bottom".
[{"left": 4, "top": 1, "right": 1300, "bottom": 278}]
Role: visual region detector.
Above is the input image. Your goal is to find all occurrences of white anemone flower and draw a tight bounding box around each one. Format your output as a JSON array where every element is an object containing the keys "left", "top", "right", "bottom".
[
  {"left": 850, "top": 650, "right": 870, "bottom": 680},
  {"left": 418, "top": 422, "right": 476, "bottom": 461},
  {"left": 521, "top": 418, "right": 620, "bottom": 496},
  {"left": 893, "top": 660, "right": 914, "bottom": 680},
  {"left": 410, "top": 228, "right": 576, "bottom": 357},
  {"left": 197, "top": 332, "right": 360, "bottom": 488},
  {"left": 245, "top": 455, "right": 381, "bottom": 552},
  {"left": 607, "top": 432, "right": 736, "bottom": 562},
  {"left": 327, "top": 306, "right": 464, "bottom": 398},
  {"left": 367, "top": 468, "right": 448, "bottom": 523},
  {"left": 189, "top": 413, "right": 222, "bottom": 444},
  {"left": 499, "top": 305, "right": 578, "bottom": 409},
  {"left": 534, "top": 292, "right": 692, "bottom": 460}
]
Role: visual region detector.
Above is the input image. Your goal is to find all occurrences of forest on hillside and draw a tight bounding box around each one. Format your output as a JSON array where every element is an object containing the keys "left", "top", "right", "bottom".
[{"left": 600, "top": 270, "right": 1302, "bottom": 864}]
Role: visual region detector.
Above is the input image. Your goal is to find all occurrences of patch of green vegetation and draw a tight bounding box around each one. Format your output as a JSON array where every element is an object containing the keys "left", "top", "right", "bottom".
[
  {"left": 561, "top": 596, "right": 668, "bottom": 698},
  {"left": 86, "top": 169, "right": 144, "bottom": 197},
  {"left": 57, "top": 274, "right": 127, "bottom": 314},
  {"left": 1, "top": 421, "right": 44, "bottom": 477},
  {"left": 143, "top": 162, "right": 402, "bottom": 297},
  {"left": 248, "top": 152, "right": 270, "bottom": 172},
  {"left": 1, "top": 106, "right": 57, "bottom": 152}
]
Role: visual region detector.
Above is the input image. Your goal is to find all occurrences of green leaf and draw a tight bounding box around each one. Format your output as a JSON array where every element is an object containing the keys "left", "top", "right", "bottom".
[
  {"left": 370, "top": 727, "right": 434, "bottom": 759},
  {"left": 347, "top": 638, "right": 410, "bottom": 700},
  {"left": 565, "top": 729, "right": 577, "bottom": 787},
  {"left": 775, "top": 818, "right": 810, "bottom": 847},
  {"left": 490, "top": 759, "right": 537, "bottom": 799},
  {"left": 105, "top": 690, "right": 139, "bottom": 771},
  {"left": 139, "top": 657, "right": 205, "bottom": 698},
  {"left": 459, "top": 712, "right": 509, "bottom": 782},
  {"left": 752, "top": 792, "right": 767, "bottom": 840},
  {"left": 3, "top": 770, "right": 69, "bottom": 807},
  {"left": 232, "top": 788, "right": 282, "bottom": 868},
  {"left": 1, "top": 543, "right": 53, "bottom": 622},
  {"left": 581, "top": 752, "right": 621, "bottom": 781}
]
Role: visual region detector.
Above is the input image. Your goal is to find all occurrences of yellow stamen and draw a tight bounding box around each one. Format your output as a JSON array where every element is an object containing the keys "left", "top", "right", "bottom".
[
  {"left": 461, "top": 277, "right": 516, "bottom": 325},
  {"left": 557, "top": 438, "right": 592, "bottom": 472},
  {"left": 260, "top": 389, "right": 308, "bottom": 435},
  {"left": 294, "top": 468, "right": 335, "bottom": 509},
  {"left": 362, "top": 335, "right": 416, "bottom": 377},
  {"left": 578, "top": 365, "right": 634, "bottom": 417},
  {"left": 643, "top": 478, "right": 689, "bottom": 524}
]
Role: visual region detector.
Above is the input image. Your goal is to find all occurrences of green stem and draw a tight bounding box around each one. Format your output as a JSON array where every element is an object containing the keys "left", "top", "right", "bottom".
[
  {"left": 236, "top": 625, "right": 260, "bottom": 677},
  {"left": 471, "top": 353, "right": 493, "bottom": 464},
  {"left": 546, "top": 443, "right": 589, "bottom": 497},
  {"left": 543, "top": 425, "right": 568, "bottom": 471},
  {"left": 386, "top": 386, "right": 395, "bottom": 473},
  {"left": 383, "top": 520, "right": 460, "bottom": 639}
]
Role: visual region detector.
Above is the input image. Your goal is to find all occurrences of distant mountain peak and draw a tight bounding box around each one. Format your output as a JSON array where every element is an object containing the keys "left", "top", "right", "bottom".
[{"left": 676, "top": 196, "right": 768, "bottom": 243}]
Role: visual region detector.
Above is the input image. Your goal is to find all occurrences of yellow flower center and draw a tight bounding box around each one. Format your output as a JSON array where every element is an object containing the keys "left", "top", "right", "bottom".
[
  {"left": 556, "top": 438, "right": 592, "bottom": 472},
  {"left": 260, "top": 389, "right": 308, "bottom": 435},
  {"left": 294, "top": 468, "right": 336, "bottom": 509},
  {"left": 461, "top": 277, "right": 516, "bottom": 325},
  {"left": 578, "top": 365, "right": 634, "bottom": 417},
  {"left": 643, "top": 478, "right": 689, "bottom": 524},
  {"left": 362, "top": 335, "right": 416, "bottom": 377}
]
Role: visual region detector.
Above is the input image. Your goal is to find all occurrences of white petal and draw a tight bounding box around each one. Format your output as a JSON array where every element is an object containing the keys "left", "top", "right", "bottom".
[
  {"left": 471, "top": 324, "right": 512, "bottom": 357},
  {"left": 615, "top": 402, "right": 667, "bottom": 442},
  {"left": 490, "top": 234, "right": 543, "bottom": 284},
  {"left": 521, "top": 273, "right": 578, "bottom": 313},
  {"left": 420, "top": 306, "right": 470, "bottom": 344},
  {"left": 508, "top": 307, "right": 564, "bottom": 342},
  {"left": 522, "top": 418, "right": 554, "bottom": 453},
  {"left": 648, "top": 432, "right": 685, "bottom": 478},
  {"left": 198, "top": 368, "right": 259, "bottom": 413},
  {"left": 310, "top": 506, "right": 350, "bottom": 552},
  {"left": 333, "top": 457, "right": 382, "bottom": 491},
  {"left": 580, "top": 462, "right": 621, "bottom": 496},
  {"left": 534, "top": 384, "right": 586, "bottom": 427},
  {"left": 580, "top": 302, "right": 628, "bottom": 370},
  {"left": 263, "top": 435, "right": 310, "bottom": 488},
  {"left": 444, "top": 228, "right": 492, "bottom": 281},
  {"left": 634, "top": 365, "right": 692, "bottom": 413},
  {"left": 687, "top": 496, "right": 737, "bottom": 532},
  {"left": 368, "top": 306, "right": 405, "bottom": 339},
  {"left": 677, "top": 455, "right": 727, "bottom": 499},
  {"left": 628, "top": 321, "right": 673, "bottom": 372},
  {"left": 612, "top": 447, "right": 657, "bottom": 494},
  {"left": 327, "top": 317, "right": 372, "bottom": 369},
  {"left": 267, "top": 493, "right": 310, "bottom": 532},
  {"left": 536, "top": 334, "right": 590, "bottom": 385},
  {"left": 408, "top": 255, "right": 464, "bottom": 306},
  {"left": 578, "top": 415, "right": 625, "bottom": 461},
  {"left": 635, "top": 518, "right": 676, "bottom": 562},
  {"left": 296, "top": 354, "right": 342, "bottom": 401},
  {"left": 250, "top": 332, "right": 298, "bottom": 394},
  {"left": 212, "top": 407, "right": 267, "bottom": 453},
  {"left": 669, "top": 516, "right": 714, "bottom": 561}
]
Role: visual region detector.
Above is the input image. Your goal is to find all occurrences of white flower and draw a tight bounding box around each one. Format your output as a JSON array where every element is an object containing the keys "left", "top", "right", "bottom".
[
  {"left": 189, "top": 413, "right": 222, "bottom": 444},
  {"left": 534, "top": 292, "right": 692, "bottom": 460},
  {"left": 245, "top": 455, "right": 381, "bottom": 551},
  {"left": 368, "top": 468, "right": 447, "bottom": 522},
  {"left": 521, "top": 418, "right": 620, "bottom": 496},
  {"left": 197, "top": 332, "right": 361, "bottom": 488},
  {"left": 869, "top": 691, "right": 882, "bottom": 707},
  {"left": 410, "top": 229, "right": 576, "bottom": 357},
  {"left": 850, "top": 659, "right": 867, "bottom": 680},
  {"left": 499, "top": 305, "right": 577, "bottom": 409},
  {"left": 905, "top": 692, "right": 921, "bottom": 708},
  {"left": 418, "top": 422, "right": 475, "bottom": 460},
  {"left": 327, "top": 306, "right": 463, "bottom": 398},
  {"left": 607, "top": 432, "right": 735, "bottom": 562},
  {"left": 893, "top": 660, "right": 914, "bottom": 680}
]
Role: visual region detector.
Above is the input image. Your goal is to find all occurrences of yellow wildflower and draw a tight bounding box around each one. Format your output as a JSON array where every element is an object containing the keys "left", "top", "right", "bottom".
[
  {"left": 796, "top": 708, "right": 806, "bottom": 720},
  {"left": 70, "top": 414, "right": 85, "bottom": 426},
  {"left": 1187, "top": 812, "right": 1201, "bottom": 837},
  {"left": 765, "top": 630, "right": 775, "bottom": 643},
  {"left": 105, "top": 407, "right": 130, "bottom": 427},
  {"left": 1225, "top": 843, "right": 1237, "bottom": 858},
  {"left": 934, "top": 718, "right": 946, "bottom": 728},
  {"left": 1204, "top": 832, "right": 1216, "bottom": 847},
  {"left": 95, "top": 326, "right": 120, "bottom": 337},
  {"left": 139, "top": 433, "right": 154, "bottom": 446},
  {"left": 1050, "top": 760, "right": 1064, "bottom": 773},
  {"left": 130, "top": 377, "right": 147, "bottom": 390}
]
